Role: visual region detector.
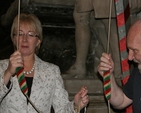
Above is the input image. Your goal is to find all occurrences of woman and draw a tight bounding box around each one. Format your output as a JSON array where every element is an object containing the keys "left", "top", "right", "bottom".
[{"left": 0, "top": 13, "right": 89, "bottom": 113}]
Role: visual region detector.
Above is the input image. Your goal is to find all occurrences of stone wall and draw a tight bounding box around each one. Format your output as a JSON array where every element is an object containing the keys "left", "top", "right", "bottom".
[{"left": 63, "top": 78, "right": 124, "bottom": 113}]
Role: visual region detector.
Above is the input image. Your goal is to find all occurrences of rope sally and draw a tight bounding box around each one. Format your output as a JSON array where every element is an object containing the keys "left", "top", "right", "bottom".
[
  {"left": 103, "top": 0, "right": 113, "bottom": 113},
  {"left": 15, "top": 0, "right": 29, "bottom": 97},
  {"left": 16, "top": 67, "right": 28, "bottom": 95},
  {"left": 15, "top": 0, "right": 42, "bottom": 112}
]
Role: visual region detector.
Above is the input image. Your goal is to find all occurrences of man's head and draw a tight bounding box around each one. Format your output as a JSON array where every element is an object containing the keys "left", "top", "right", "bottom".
[{"left": 127, "top": 19, "right": 141, "bottom": 70}]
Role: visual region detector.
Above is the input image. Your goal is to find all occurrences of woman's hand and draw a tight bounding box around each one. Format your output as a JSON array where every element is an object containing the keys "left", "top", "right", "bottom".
[
  {"left": 74, "top": 86, "right": 89, "bottom": 111},
  {"left": 6, "top": 51, "right": 23, "bottom": 76},
  {"left": 97, "top": 53, "right": 114, "bottom": 76},
  {"left": 4, "top": 51, "right": 23, "bottom": 85}
]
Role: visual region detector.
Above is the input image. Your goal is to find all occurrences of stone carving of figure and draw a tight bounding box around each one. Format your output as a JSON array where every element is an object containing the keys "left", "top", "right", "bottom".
[{"left": 62, "top": 0, "right": 122, "bottom": 78}]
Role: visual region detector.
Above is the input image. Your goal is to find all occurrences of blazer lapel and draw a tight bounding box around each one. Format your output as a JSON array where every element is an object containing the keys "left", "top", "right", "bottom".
[{"left": 29, "top": 56, "right": 46, "bottom": 104}]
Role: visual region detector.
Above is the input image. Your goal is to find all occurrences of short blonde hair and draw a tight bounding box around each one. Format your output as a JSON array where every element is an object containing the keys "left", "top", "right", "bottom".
[{"left": 11, "top": 13, "right": 43, "bottom": 54}]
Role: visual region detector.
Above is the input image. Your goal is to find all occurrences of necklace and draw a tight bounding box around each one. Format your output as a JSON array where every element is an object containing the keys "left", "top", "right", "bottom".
[{"left": 23, "top": 64, "right": 35, "bottom": 75}]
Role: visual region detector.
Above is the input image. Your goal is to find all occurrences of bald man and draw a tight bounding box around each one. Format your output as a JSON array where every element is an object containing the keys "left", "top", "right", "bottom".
[{"left": 98, "top": 19, "right": 141, "bottom": 112}]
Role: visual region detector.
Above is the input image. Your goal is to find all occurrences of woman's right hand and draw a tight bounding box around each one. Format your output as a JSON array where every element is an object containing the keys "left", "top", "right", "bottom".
[
  {"left": 97, "top": 53, "right": 114, "bottom": 76},
  {"left": 6, "top": 51, "right": 24, "bottom": 76}
]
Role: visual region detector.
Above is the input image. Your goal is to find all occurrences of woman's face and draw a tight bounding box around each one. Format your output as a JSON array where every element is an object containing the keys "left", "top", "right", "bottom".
[{"left": 13, "top": 23, "right": 41, "bottom": 56}]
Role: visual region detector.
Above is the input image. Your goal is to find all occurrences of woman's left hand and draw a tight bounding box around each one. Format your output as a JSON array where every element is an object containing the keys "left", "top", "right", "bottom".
[{"left": 74, "top": 86, "right": 89, "bottom": 110}]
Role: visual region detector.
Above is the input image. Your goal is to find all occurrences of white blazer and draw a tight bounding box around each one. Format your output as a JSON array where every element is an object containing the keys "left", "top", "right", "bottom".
[{"left": 0, "top": 55, "right": 75, "bottom": 113}]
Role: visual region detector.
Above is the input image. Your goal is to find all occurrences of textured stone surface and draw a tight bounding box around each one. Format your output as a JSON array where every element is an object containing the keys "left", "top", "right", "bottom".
[
  {"left": 31, "top": 0, "right": 75, "bottom": 5},
  {"left": 63, "top": 78, "right": 124, "bottom": 113}
]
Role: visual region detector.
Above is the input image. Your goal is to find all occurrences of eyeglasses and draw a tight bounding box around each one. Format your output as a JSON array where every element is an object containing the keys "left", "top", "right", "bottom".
[{"left": 13, "top": 31, "right": 39, "bottom": 38}]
